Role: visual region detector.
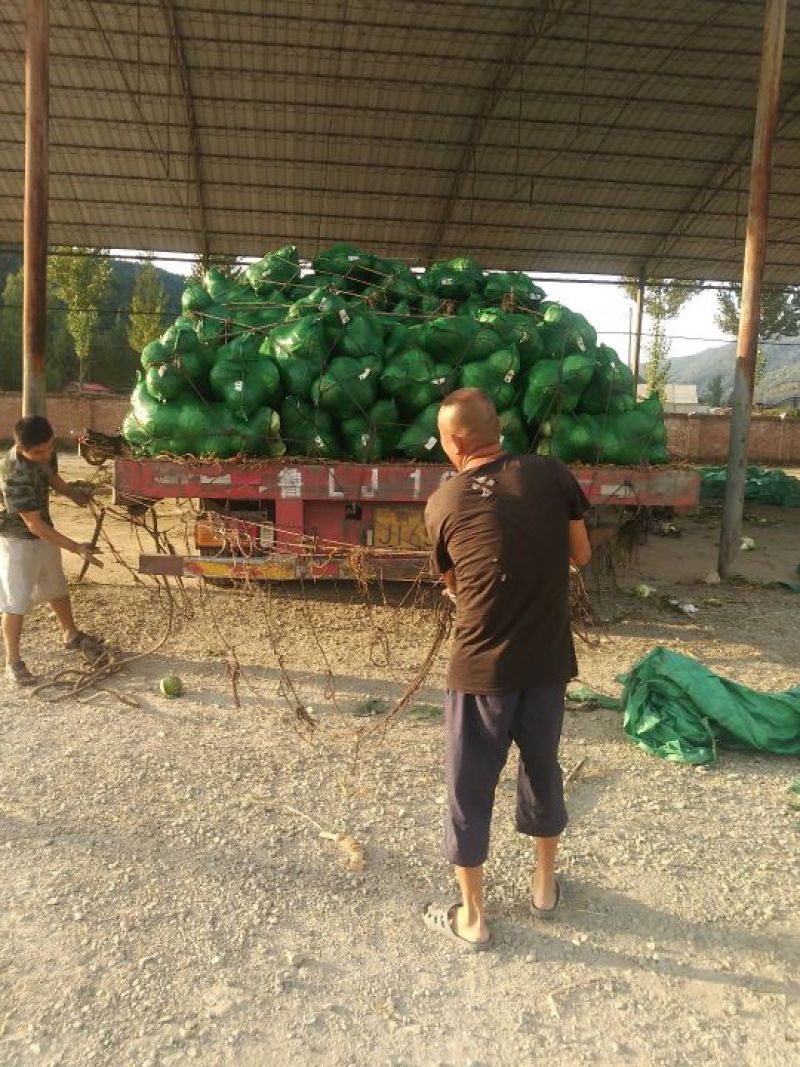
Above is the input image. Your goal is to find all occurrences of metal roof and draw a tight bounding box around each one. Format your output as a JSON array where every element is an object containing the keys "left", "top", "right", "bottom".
[{"left": 2, "top": 0, "right": 800, "bottom": 281}]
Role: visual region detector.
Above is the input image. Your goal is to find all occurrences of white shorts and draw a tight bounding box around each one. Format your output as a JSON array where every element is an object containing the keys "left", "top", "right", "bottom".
[{"left": 0, "top": 537, "right": 69, "bottom": 615}]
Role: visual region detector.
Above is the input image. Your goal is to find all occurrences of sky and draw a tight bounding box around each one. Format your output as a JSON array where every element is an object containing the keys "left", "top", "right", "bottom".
[{"left": 116, "top": 251, "right": 733, "bottom": 367}]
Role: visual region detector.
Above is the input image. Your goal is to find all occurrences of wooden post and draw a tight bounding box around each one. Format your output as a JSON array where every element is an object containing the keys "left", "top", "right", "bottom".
[
  {"left": 718, "top": 0, "right": 788, "bottom": 577},
  {"left": 631, "top": 273, "right": 645, "bottom": 397},
  {"left": 22, "top": 0, "right": 49, "bottom": 418}
]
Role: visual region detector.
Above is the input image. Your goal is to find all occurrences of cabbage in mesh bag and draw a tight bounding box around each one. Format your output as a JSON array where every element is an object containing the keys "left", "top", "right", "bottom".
[
  {"left": 579, "top": 344, "right": 636, "bottom": 416},
  {"left": 245, "top": 245, "right": 300, "bottom": 292},
  {"left": 379, "top": 349, "right": 439, "bottom": 415},
  {"left": 422, "top": 258, "right": 484, "bottom": 301},
  {"left": 459, "top": 346, "right": 521, "bottom": 412},
  {"left": 499, "top": 408, "right": 531, "bottom": 455},
  {"left": 339, "top": 415, "right": 384, "bottom": 463},
  {"left": 209, "top": 336, "right": 282, "bottom": 417},
  {"left": 311, "top": 356, "right": 379, "bottom": 419},
  {"left": 483, "top": 272, "right": 544, "bottom": 308},
  {"left": 397, "top": 403, "right": 446, "bottom": 462},
  {"left": 279, "top": 398, "right": 340, "bottom": 459},
  {"left": 521, "top": 353, "right": 595, "bottom": 424}
]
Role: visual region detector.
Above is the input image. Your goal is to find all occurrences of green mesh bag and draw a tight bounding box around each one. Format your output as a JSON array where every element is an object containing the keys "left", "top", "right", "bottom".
[
  {"left": 245, "top": 245, "right": 300, "bottom": 292},
  {"left": 579, "top": 344, "right": 635, "bottom": 416},
  {"left": 141, "top": 340, "right": 168, "bottom": 371},
  {"left": 195, "top": 303, "right": 230, "bottom": 346},
  {"left": 279, "top": 398, "right": 340, "bottom": 459},
  {"left": 264, "top": 317, "right": 331, "bottom": 397},
  {"left": 397, "top": 404, "right": 446, "bottom": 462},
  {"left": 368, "top": 398, "right": 403, "bottom": 454},
  {"left": 371, "top": 259, "right": 420, "bottom": 306},
  {"left": 483, "top": 272, "right": 544, "bottom": 308},
  {"left": 161, "top": 316, "right": 201, "bottom": 356},
  {"left": 423, "top": 258, "right": 484, "bottom": 301},
  {"left": 379, "top": 349, "right": 439, "bottom": 416},
  {"left": 181, "top": 283, "right": 211, "bottom": 314},
  {"left": 548, "top": 413, "right": 601, "bottom": 463},
  {"left": 521, "top": 353, "right": 595, "bottom": 424},
  {"left": 127, "top": 379, "right": 184, "bottom": 443},
  {"left": 339, "top": 415, "right": 384, "bottom": 463},
  {"left": 203, "top": 267, "right": 241, "bottom": 304},
  {"left": 121, "top": 411, "right": 150, "bottom": 450},
  {"left": 145, "top": 362, "right": 186, "bottom": 402},
  {"left": 459, "top": 346, "right": 521, "bottom": 412},
  {"left": 311, "top": 356, "right": 379, "bottom": 419},
  {"left": 456, "top": 295, "right": 485, "bottom": 319},
  {"left": 499, "top": 408, "right": 531, "bottom": 454},
  {"left": 419, "top": 294, "right": 446, "bottom": 316},
  {"left": 594, "top": 396, "right": 669, "bottom": 465},
  {"left": 312, "top": 243, "right": 374, "bottom": 285},
  {"left": 209, "top": 337, "right": 282, "bottom": 417},
  {"left": 234, "top": 407, "right": 285, "bottom": 457},
  {"left": 285, "top": 286, "right": 332, "bottom": 321},
  {"left": 540, "top": 304, "right": 597, "bottom": 358},
  {"left": 332, "top": 313, "right": 385, "bottom": 360},
  {"left": 405, "top": 318, "right": 468, "bottom": 362}
]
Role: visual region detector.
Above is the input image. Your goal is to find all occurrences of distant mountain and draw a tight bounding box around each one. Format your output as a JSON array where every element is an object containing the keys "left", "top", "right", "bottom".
[{"left": 669, "top": 337, "right": 800, "bottom": 405}]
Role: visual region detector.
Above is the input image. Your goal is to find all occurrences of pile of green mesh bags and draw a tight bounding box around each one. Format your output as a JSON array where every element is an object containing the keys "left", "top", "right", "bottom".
[
  {"left": 701, "top": 466, "right": 800, "bottom": 507},
  {"left": 121, "top": 242, "right": 670, "bottom": 465}
]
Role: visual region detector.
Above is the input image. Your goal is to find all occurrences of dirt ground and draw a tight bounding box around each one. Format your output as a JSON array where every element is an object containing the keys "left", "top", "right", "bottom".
[{"left": 1, "top": 454, "right": 799, "bottom": 1067}]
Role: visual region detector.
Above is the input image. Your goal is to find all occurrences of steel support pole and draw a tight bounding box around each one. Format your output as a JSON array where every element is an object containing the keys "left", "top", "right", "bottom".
[
  {"left": 631, "top": 273, "right": 645, "bottom": 397},
  {"left": 718, "top": 0, "right": 787, "bottom": 578},
  {"left": 22, "top": 0, "right": 49, "bottom": 418}
]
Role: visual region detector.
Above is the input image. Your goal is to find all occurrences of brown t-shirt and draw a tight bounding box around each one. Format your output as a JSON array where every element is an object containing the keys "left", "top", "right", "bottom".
[{"left": 424, "top": 454, "right": 589, "bottom": 693}]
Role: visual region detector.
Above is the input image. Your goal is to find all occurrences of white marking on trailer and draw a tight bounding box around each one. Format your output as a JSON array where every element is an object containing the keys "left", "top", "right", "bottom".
[
  {"left": 600, "top": 484, "right": 636, "bottom": 497},
  {"left": 277, "top": 469, "right": 303, "bottom": 498},
  {"left": 154, "top": 474, "right": 189, "bottom": 486},
  {"left": 409, "top": 469, "right": 422, "bottom": 498},
  {"left": 328, "top": 470, "right": 345, "bottom": 498},
  {"left": 199, "top": 475, "right": 232, "bottom": 487},
  {"left": 360, "top": 469, "right": 380, "bottom": 498}
]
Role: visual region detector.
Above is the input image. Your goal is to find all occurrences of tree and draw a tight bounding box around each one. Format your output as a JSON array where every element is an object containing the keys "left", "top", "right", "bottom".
[
  {"left": 0, "top": 268, "right": 77, "bottom": 391},
  {"left": 127, "top": 259, "right": 169, "bottom": 355},
  {"left": 621, "top": 279, "right": 704, "bottom": 402},
  {"left": 47, "top": 247, "right": 113, "bottom": 384},
  {"left": 755, "top": 346, "right": 768, "bottom": 388},
  {"left": 715, "top": 284, "right": 800, "bottom": 340},
  {"left": 702, "top": 373, "right": 725, "bottom": 407},
  {"left": 0, "top": 269, "right": 23, "bottom": 390}
]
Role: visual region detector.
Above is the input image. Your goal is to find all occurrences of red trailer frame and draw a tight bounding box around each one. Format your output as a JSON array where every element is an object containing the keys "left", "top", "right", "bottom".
[{"left": 112, "top": 457, "right": 701, "bottom": 583}]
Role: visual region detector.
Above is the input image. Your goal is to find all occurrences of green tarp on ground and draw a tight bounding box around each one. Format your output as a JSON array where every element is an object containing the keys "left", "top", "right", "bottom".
[
  {"left": 570, "top": 647, "right": 800, "bottom": 765},
  {"left": 701, "top": 466, "right": 800, "bottom": 507},
  {"left": 619, "top": 647, "right": 800, "bottom": 765}
]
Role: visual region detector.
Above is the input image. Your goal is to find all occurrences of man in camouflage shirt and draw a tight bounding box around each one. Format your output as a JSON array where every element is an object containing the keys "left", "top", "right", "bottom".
[{"left": 1, "top": 416, "right": 104, "bottom": 685}]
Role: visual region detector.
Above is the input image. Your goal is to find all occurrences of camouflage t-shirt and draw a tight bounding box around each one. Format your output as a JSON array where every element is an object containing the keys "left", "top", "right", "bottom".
[{"left": 0, "top": 446, "right": 56, "bottom": 539}]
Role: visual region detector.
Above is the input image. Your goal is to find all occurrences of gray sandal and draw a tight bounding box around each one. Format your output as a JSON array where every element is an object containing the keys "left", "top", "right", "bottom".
[
  {"left": 531, "top": 878, "right": 562, "bottom": 920},
  {"left": 64, "top": 631, "right": 107, "bottom": 662},
  {"left": 422, "top": 903, "right": 492, "bottom": 951}
]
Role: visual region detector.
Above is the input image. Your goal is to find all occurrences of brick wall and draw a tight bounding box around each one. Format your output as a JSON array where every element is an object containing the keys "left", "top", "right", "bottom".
[
  {"left": 0, "top": 392, "right": 129, "bottom": 444},
  {"left": 1, "top": 393, "right": 798, "bottom": 466},
  {"left": 665, "top": 413, "right": 800, "bottom": 465}
]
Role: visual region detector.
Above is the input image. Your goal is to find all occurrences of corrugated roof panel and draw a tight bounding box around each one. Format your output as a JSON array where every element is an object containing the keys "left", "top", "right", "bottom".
[{"left": 1, "top": 0, "right": 800, "bottom": 279}]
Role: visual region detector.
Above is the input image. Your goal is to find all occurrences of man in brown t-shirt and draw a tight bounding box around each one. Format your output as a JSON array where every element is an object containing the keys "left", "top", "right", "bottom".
[{"left": 422, "top": 389, "right": 590, "bottom": 949}]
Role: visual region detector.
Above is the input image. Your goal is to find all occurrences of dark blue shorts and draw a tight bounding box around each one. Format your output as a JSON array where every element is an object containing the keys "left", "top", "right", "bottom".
[{"left": 444, "top": 686, "right": 568, "bottom": 867}]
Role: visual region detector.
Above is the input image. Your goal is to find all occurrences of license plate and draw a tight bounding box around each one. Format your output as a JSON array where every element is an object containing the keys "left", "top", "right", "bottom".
[{"left": 372, "top": 507, "right": 429, "bottom": 551}]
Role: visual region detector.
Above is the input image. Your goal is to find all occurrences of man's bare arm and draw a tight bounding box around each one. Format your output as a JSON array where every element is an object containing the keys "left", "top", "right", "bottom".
[
  {"left": 19, "top": 510, "right": 103, "bottom": 567},
  {"left": 569, "top": 519, "right": 592, "bottom": 568},
  {"left": 49, "top": 472, "right": 93, "bottom": 506}
]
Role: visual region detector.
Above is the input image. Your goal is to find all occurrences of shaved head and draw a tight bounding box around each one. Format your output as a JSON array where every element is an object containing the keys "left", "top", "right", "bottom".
[{"left": 438, "top": 388, "right": 500, "bottom": 450}]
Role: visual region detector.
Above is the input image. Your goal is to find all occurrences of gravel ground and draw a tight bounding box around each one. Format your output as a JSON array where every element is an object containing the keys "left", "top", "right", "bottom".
[{"left": 1, "top": 493, "right": 799, "bottom": 1066}]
